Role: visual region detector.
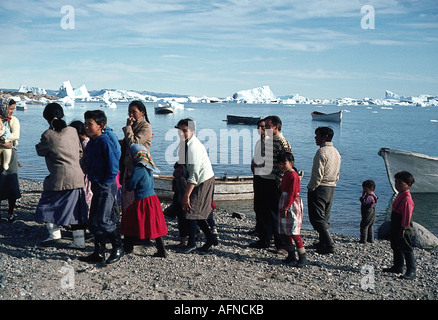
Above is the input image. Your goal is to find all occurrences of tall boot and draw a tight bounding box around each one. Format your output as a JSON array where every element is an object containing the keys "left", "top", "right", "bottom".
[
  {"left": 79, "top": 234, "right": 106, "bottom": 263},
  {"left": 359, "top": 228, "right": 367, "bottom": 244},
  {"left": 153, "top": 237, "right": 168, "bottom": 258},
  {"left": 123, "top": 235, "right": 134, "bottom": 254},
  {"left": 198, "top": 221, "right": 218, "bottom": 252},
  {"left": 68, "top": 229, "right": 86, "bottom": 249},
  {"left": 41, "top": 223, "right": 62, "bottom": 246},
  {"left": 402, "top": 251, "right": 416, "bottom": 280},
  {"left": 106, "top": 230, "right": 124, "bottom": 264},
  {"left": 367, "top": 226, "right": 374, "bottom": 243},
  {"left": 296, "top": 247, "right": 309, "bottom": 267},
  {"left": 383, "top": 248, "right": 404, "bottom": 273},
  {"left": 316, "top": 228, "right": 335, "bottom": 254},
  {"left": 283, "top": 246, "right": 297, "bottom": 264}
]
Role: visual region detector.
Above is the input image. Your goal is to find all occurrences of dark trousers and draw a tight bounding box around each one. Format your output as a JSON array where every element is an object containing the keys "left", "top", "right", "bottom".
[
  {"left": 360, "top": 206, "right": 376, "bottom": 242},
  {"left": 186, "top": 219, "right": 215, "bottom": 248},
  {"left": 255, "top": 177, "right": 284, "bottom": 249},
  {"left": 308, "top": 186, "right": 335, "bottom": 248},
  {"left": 88, "top": 181, "right": 119, "bottom": 236}
]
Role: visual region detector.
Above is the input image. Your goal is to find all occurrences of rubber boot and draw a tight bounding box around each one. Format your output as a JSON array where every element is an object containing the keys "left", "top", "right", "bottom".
[
  {"left": 316, "top": 228, "right": 335, "bottom": 254},
  {"left": 382, "top": 248, "right": 404, "bottom": 273},
  {"left": 367, "top": 226, "right": 374, "bottom": 243},
  {"left": 359, "top": 228, "right": 367, "bottom": 244},
  {"left": 79, "top": 234, "right": 106, "bottom": 263},
  {"left": 41, "top": 223, "right": 62, "bottom": 246},
  {"left": 402, "top": 251, "right": 416, "bottom": 280},
  {"left": 106, "top": 230, "right": 124, "bottom": 264},
  {"left": 68, "top": 229, "right": 86, "bottom": 249},
  {"left": 296, "top": 247, "right": 309, "bottom": 267},
  {"left": 283, "top": 246, "right": 297, "bottom": 264},
  {"left": 198, "top": 221, "right": 219, "bottom": 252},
  {"left": 153, "top": 237, "right": 168, "bottom": 258}
]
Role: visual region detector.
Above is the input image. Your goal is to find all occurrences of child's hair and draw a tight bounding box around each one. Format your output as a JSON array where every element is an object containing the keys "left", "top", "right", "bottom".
[
  {"left": 43, "top": 103, "right": 67, "bottom": 132},
  {"left": 362, "top": 179, "right": 376, "bottom": 190},
  {"left": 278, "top": 151, "right": 294, "bottom": 163},
  {"left": 69, "top": 120, "right": 86, "bottom": 136},
  {"left": 84, "top": 110, "right": 107, "bottom": 126},
  {"left": 394, "top": 171, "right": 415, "bottom": 186},
  {"left": 315, "top": 126, "right": 334, "bottom": 141},
  {"left": 129, "top": 100, "right": 150, "bottom": 123}
]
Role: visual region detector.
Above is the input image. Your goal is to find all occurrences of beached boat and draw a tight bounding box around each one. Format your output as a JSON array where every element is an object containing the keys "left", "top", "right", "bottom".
[
  {"left": 155, "top": 103, "right": 174, "bottom": 114},
  {"left": 16, "top": 101, "right": 27, "bottom": 110},
  {"left": 153, "top": 175, "right": 254, "bottom": 201},
  {"left": 226, "top": 115, "right": 263, "bottom": 125},
  {"left": 311, "top": 110, "right": 342, "bottom": 122},
  {"left": 378, "top": 147, "right": 438, "bottom": 193}
]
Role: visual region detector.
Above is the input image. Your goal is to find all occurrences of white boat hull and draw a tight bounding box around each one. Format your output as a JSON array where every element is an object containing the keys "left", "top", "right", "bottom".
[
  {"left": 153, "top": 175, "right": 254, "bottom": 201},
  {"left": 378, "top": 147, "right": 438, "bottom": 193}
]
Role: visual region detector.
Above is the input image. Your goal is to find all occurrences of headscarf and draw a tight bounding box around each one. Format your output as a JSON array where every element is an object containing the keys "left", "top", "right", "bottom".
[
  {"left": 0, "top": 97, "right": 12, "bottom": 121},
  {"left": 129, "top": 143, "right": 159, "bottom": 172}
]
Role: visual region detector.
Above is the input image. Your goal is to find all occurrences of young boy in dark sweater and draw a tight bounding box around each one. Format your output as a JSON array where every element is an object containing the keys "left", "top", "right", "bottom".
[{"left": 79, "top": 110, "right": 123, "bottom": 265}]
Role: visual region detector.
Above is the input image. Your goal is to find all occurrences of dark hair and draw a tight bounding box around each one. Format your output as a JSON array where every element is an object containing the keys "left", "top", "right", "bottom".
[
  {"left": 394, "top": 171, "right": 415, "bottom": 186},
  {"left": 362, "top": 179, "right": 376, "bottom": 190},
  {"left": 43, "top": 103, "right": 67, "bottom": 132},
  {"left": 278, "top": 151, "right": 294, "bottom": 163},
  {"left": 175, "top": 118, "right": 196, "bottom": 132},
  {"left": 129, "top": 100, "right": 150, "bottom": 123},
  {"left": 315, "top": 126, "right": 334, "bottom": 141},
  {"left": 264, "top": 115, "right": 282, "bottom": 131},
  {"left": 69, "top": 120, "right": 86, "bottom": 136},
  {"left": 9, "top": 99, "right": 16, "bottom": 106},
  {"left": 256, "top": 119, "right": 265, "bottom": 126},
  {"left": 84, "top": 110, "right": 107, "bottom": 126}
]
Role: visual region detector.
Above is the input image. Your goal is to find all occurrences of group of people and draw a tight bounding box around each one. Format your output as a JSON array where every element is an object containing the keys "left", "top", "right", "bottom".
[
  {"left": 249, "top": 115, "right": 416, "bottom": 279},
  {"left": 0, "top": 98, "right": 416, "bottom": 279}
]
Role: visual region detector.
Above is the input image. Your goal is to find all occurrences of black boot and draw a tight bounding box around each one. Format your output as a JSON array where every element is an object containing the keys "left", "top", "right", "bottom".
[
  {"left": 296, "top": 247, "right": 309, "bottom": 267},
  {"left": 79, "top": 234, "right": 106, "bottom": 263},
  {"left": 283, "top": 246, "right": 297, "bottom": 264},
  {"left": 123, "top": 236, "right": 134, "bottom": 254},
  {"left": 198, "top": 221, "right": 219, "bottom": 252},
  {"left": 153, "top": 237, "right": 168, "bottom": 257},
  {"left": 402, "top": 251, "right": 416, "bottom": 280},
  {"left": 316, "top": 228, "right": 335, "bottom": 254},
  {"left": 383, "top": 248, "right": 404, "bottom": 273},
  {"left": 106, "top": 230, "right": 124, "bottom": 264}
]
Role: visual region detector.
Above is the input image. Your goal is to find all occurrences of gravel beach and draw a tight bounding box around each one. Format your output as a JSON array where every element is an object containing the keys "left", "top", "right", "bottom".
[{"left": 1, "top": 179, "right": 437, "bottom": 303}]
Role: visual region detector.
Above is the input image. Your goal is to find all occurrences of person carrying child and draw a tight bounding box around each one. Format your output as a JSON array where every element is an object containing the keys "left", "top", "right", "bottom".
[
  {"left": 79, "top": 110, "right": 122, "bottom": 265},
  {"left": 120, "top": 144, "right": 168, "bottom": 257},
  {"left": 383, "top": 171, "right": 416, "bottom": 280},
  {"left": 359, "top": 179, "right": 378, "bottom": 244},
  {"left": 277, "top": 151, "right": 308, "bottom": 267}
]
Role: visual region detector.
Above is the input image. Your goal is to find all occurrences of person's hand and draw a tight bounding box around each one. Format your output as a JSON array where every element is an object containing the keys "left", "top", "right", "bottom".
[
  {"left": 182, "top": 195, "right": 191, "bottom": 212},
  {"left": 0, "top": 141, "right": 12, "bottom": 149},
  {"left": 126, "top": 117, "right": 136, "bottom": 126}
]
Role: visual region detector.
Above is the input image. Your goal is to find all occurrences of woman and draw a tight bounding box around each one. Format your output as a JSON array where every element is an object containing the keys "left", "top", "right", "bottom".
[
  {"left": 175, "top": 118, "right": 217, "bottom": 253},
  {"left": 34, "top": 103, "right": 88, "bottom": 248},
  {"left": 120, "top": 100, "right": 153, "bottom": 213},
  {"left": 0, "top": 98, "right": 21, "bottom": 222}
]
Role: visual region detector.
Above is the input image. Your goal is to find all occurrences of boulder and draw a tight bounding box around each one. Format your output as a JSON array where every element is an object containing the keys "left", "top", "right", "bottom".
[{"left": 377, "top": 221, "right": 438, "bottom": 250}]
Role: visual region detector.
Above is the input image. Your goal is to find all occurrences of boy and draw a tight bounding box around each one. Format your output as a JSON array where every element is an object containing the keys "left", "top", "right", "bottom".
[
  {"left": 359, "top": 180, "right": 378, "bottom": 243},
  {"left": 307, "top": 126, "right": 341, "bottom": 254},
  {"left": 79, "top": 110, "right": 123, "bottom": 265},
  {"left": 383, "top": 171, "right": 416, "bottom": 280}
]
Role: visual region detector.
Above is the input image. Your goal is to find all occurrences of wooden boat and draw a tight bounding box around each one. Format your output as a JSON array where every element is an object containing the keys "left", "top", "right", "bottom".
[
  {"left": 311, "top": 110, "right": 342, "bottom": 122},
  {"left": 153, "top": 174, "right": 254, "bottom": 200},
  {"left": 155, "top": 103, "right": 174, "bottom": 114},
  {"left": 378, "top": 147, "right": 438, "bottom": 193},
  {"left": 226, "top": 115, "right": 263, "bottom": 125},
  {"left": 16, "top": 101, "right": 27, "bottom": 110}
]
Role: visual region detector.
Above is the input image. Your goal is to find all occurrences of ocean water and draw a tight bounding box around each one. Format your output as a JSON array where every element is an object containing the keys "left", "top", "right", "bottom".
[{"left": 14, "top": 101, "right": 438, "bottom": 237}]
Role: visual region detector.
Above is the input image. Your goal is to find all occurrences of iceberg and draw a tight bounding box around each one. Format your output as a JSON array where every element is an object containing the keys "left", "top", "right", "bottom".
[
  {"left": 232, "top": 85, "right": 275, "bottom": 103},
  {"left": 57, "top": 81, "right": 91, "bottom": 100},
  {"left": 18, "top": 85, "right": 47, "bottom": 95}
]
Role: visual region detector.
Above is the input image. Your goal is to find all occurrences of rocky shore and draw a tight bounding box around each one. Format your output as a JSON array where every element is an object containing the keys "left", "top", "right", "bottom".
[{"left": 0, "top": 179, "right": 437, "bottom": 302}]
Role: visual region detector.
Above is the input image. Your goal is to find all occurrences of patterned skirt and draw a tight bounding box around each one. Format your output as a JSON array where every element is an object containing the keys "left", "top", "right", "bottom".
[{"left": 278, "top": 192, "right": 303, "bottom": 236}]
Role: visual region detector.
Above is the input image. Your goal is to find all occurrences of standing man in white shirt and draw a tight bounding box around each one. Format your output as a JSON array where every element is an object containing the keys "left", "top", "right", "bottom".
[{"left": 307, "top": 126, "right": 341, "bottom": 254}]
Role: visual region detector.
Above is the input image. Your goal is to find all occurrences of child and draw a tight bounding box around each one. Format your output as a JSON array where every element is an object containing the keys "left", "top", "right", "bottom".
[
  {"left": 120, "top": 144, "right": 168, "bottom": 257},
  {"left": 277, "top": 151, "right": 308, "bottom": 267},
  {"left": 0, "top": 119, "right": 12, "bottom": 170},
  {"left": 383, "top": 171, "right": 416, "bottom": 280},
  {"left": 79, "top": 110, "right": 122, "bottom": 265},
  {"left": 359, "top": 180, "right": 378, "bottom": 243}
]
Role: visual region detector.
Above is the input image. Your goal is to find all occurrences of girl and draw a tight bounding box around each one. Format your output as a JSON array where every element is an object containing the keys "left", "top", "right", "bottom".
[
  {"left": 277, "top": 151, "right": 308, "bottom": 267},
  {"left": 120, "top": 144, "right": 168, "bottom": 257}
]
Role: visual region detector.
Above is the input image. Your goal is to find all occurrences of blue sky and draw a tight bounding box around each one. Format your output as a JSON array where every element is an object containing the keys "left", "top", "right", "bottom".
[{"left": 0, "top": 0, "right": 437, "bottom": 99}]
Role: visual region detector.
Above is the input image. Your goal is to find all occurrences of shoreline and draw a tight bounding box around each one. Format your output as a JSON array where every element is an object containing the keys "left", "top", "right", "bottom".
[{"left": 0, "top": 178, "right": 437, "bottom": 301}]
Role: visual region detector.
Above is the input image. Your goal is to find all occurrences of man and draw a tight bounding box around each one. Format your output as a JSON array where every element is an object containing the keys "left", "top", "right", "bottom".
[
  {"left": 249, "top": 116, "right": 291, "bottom": 253},
  {"left": 307, "top": 126, "right": 341, "bottom": 254}
]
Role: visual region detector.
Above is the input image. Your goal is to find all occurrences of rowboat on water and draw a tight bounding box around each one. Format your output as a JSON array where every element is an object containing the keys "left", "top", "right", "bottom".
[
  {"left": 153, "top": 175, "right": 254, "bottom": 201},
  {"left": 311, "top": 110, "right": 342, "bottom": 122},
  {"left": 226, "top": 115, "right": 263, "bottom": 125},
  {"left": 378, "top": 147, "right": 438, "bottom": 193},
  {"left": 155, "top": 103, "right": 174, "bottom": 114}
]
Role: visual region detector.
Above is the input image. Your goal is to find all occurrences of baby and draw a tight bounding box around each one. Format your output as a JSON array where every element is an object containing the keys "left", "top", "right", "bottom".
[{"left": 0, "top": 121, "right": 12, "bottom": 171}]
